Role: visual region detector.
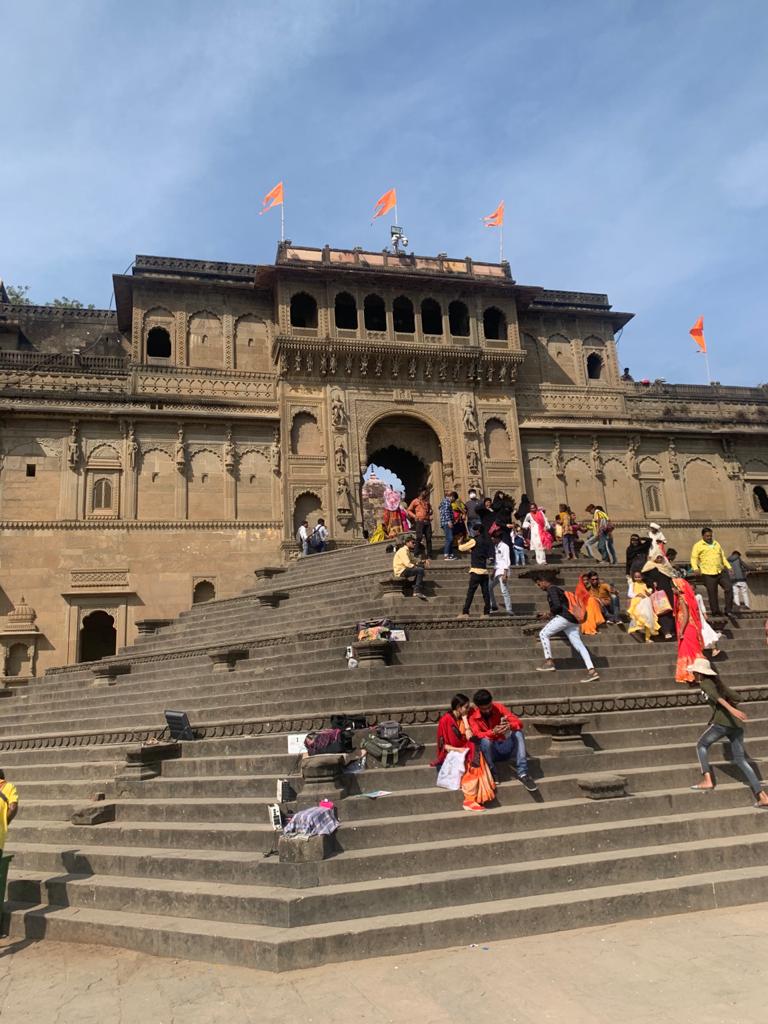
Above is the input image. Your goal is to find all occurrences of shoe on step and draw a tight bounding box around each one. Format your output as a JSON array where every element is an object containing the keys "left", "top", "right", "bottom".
[
  {"left": 456, "top": 613, "right": 470, "bottom": 620},
  {"left": 536, "top": 663, "right": 556, "bottom": 672},
  {"left": 462, "top": 800, "right": 485, "bottom": 811},
  {"left": 581, "top": 669, "right": 600, "bottom": 682},
  {"left": 519, "top": 774, "right": 538, "bottom": 793}
]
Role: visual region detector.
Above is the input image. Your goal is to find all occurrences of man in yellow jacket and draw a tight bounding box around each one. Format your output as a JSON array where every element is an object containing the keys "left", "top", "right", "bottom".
[{"left": 690, "top": 527, "right": 733, "bottom": 616}]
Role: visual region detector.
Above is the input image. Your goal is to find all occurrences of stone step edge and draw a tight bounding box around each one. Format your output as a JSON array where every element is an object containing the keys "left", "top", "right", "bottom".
[
  {"left": 6, "top": 863, "right": 768, "bottom": 972},
  {"left": 8, "top": 803, "right": 765, "bottom": 879},
  {"left": 3, "top": 684, "right": 768, "bottom": 753},
  {"left": 11, "top": 830, "right": 768, "bottom": 911}
]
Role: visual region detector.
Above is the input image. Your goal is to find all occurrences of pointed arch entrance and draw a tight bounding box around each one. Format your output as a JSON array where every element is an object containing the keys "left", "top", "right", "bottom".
[{"left": 366, "top": 415, "right": 444, "bottom": 502}]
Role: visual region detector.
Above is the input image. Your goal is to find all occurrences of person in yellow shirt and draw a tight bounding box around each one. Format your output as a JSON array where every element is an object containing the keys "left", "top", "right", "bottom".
[
  {"left": 690, "top": 527, "right": 733, "bottom": 616},
  {"left": 0, "top": 769, "right": 19, "bottom": 855},
  {"left": 392, "top": 537, "right": 429, "bottom": 601}
]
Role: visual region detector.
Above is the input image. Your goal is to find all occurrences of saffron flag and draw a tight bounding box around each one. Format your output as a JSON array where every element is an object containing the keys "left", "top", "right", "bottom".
[
  {"left": 689, "top": 316, "right": 706, "bottom": 353},
  {"left": 483, "top": 201, "right": 504, "bottom": 228},
  {"left": 260, "top": 181, "right": 284, "bottom": 215},
  {"left": 372, "top": 188, "right": 397, "bottom": 221}
]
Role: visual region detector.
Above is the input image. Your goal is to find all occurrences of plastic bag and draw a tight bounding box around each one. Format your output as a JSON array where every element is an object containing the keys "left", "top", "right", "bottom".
[{"left": 436, "top": 749, "right": 469, "bottom": 790}]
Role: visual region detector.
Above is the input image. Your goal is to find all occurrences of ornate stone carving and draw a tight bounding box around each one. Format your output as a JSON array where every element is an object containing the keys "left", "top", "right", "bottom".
[
  {"left": 269, "top": 432, "right": 281, "bottom": 476},
  {"left": 67, "top": 421, "right": 81, "bottom": 468},
  {"left": 551, "top": 434, "right": 565, "bottom": 478},
  {"left": 331, "top": 392, "right": 347, "bottom": 430},
  {"left": 591, "top": 435, "right": 604, "bottom": 480},
  {"left": 223, "top": 425, "right": 237, "bottom": 472},
  {"left": 722, "top": 437, "right": 743, "bottom": 480},
  {"left": 127, "top": 421, "right": 140, "bottom": 469},
  {"left": 627, "top": 435, "right": 640, "bottom": 478},
  {"left": 360, "top": 352, "right": 369, "bottom": 377},
  {"left": 174, "top": 425, "right": 187, "bottom": 471},
  {"left": 336, "top": 476, "right": 353, "bottom": 513},
  {"left": 374, "top": 354, "right": 383, "bottom": 377},
  {"left": 334, "top": 440, "right": 347, "bottom": 474},
  {"left": 408, "top": 357, "right": 417, "bottom": 379},
  {"left": 668, "top": 437, "right": 680, "bottom": 477},
  {"left": 70, "top": 569, "right": 129, "bottom": 588},
  {"left": 466, "top": 446, "right": 480, "bottom": 475},
  {"left": 463, "top": 401, "right": 478, "bottom": 434}
]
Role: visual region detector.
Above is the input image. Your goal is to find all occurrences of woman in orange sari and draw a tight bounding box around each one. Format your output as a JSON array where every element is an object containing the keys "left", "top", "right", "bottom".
[
  {"left": 576, "top": 572, "right": 606, "bottom": 636},
  {"left": 433, "top": 694, "right": 495, "bottom": 811},
  {"left": 673, "top": 577, "right": 705, "bottom": 683}
]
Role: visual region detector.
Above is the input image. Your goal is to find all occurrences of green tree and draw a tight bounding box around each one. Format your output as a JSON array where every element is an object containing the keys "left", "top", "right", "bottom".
[
  {"left": 49, "top": 296, "right": 95, "bottom": 310},
  {"left": 5, "top": 284, "right": 31, "bottom": 304}
]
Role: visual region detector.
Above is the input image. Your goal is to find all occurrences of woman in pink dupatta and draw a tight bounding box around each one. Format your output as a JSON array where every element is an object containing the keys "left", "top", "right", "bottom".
[
  {"left": 673, "top": 577, "right": 705, "bottom": 683},
  {"left": 522, "top": 502, "right": 553, "bottom": 565}
]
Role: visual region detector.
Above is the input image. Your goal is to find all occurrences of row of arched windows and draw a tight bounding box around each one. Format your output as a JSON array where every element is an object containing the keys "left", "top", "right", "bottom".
[{"left": 289, "top": 292, "right": 508, "bottom": 340}]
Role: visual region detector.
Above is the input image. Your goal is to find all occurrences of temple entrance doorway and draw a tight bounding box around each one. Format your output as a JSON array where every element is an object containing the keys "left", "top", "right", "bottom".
[
  {"left": 366, "top": 415, "right": 443, "bottom": 503},
  {"left": 79, "top": 609, "right": 117, "bottom": 663}
]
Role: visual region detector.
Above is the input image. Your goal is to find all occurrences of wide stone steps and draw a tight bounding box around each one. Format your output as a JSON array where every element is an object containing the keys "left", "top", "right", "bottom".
[
  {"left": 2, "top": 539, "right": 765, "bottom": 972},
  {"left": 8, "top": 861, "right": 768, "bottom": 971}
]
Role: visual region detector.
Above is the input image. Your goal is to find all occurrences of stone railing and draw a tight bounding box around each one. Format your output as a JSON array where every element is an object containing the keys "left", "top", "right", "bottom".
[{"left": 0, "top": 351, "right": 129, "bottom": 372}]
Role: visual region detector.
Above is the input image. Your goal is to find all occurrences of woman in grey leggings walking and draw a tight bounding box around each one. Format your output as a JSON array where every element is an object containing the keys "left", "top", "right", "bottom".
[{"left": 688, "top": 657, "right": 768, "bottom": 808}]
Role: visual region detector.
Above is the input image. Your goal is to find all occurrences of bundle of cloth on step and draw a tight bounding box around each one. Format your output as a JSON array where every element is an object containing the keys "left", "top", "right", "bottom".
[{"left": 283, "top": 802, "right": 339, "bottom": 837}]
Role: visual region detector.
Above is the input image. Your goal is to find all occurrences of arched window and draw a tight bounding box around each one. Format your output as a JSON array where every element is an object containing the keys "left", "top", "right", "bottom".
[
  {"left": 753, "top": 485, "right": 768, "bottom": 513},
  {"left": 484, "top": 418, "right": 510, "bottom": 460},
  {"left": 92, "top": 478, "right": 112, "bottom": 510},
  {"left": 393, "top": 296, "right": 415, "bottom": 334},
  {"left": 334, "top": 291, "right": 357, "bottom": 330},
  {"left": 193, "top": 580, "right": 215, "bottom": 604},
  {"left": 421, "top": 298, "right": 443, "bottom": 336},
  {"left": 363, "top": 294, "right": 386, "bottom": 332},
  {"left": 290, "top": 412, "right": 322, "bottom": 456},
  {"left": 586, "top": 353, "right": 604, "bottom": 380},
  {"left": 449, "top": 300, "right": 470, "bottom": 337},
  {"left": 645, "top": 484, "right": 661, "bottom": 513},
  {"left": 290, "top": 292, "right": 318, "bottom": 329},
  {"left": 483, "top": 306, "right": 507, "bottom": 341},
  {"left": 147, "top": 326, "right": 171, "bottom": 358}
]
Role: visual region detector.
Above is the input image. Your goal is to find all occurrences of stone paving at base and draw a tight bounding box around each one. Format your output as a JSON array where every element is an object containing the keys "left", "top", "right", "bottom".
[{"left": 0, "top": 904, "right": 763, "bottom": 1024}]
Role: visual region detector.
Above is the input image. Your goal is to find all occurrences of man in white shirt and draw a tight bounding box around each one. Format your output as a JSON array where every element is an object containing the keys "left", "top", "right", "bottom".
[
  {"left": 311, "top": 518, "right": 329, "bottom": 553},
  {"left": 297, "top": 519, "right": 310, "bottom": 557},
  {"left": 490, "top": 535, "right": 513, "bottom": 614}
]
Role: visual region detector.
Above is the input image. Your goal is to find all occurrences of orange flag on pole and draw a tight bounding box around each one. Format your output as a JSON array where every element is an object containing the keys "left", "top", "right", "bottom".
[
  {"left": 260, "top": 181, "right": 284, "bottom": 215},
  {"left": 483, "top": 200, "right": 504, "bottom": 228},
  {"left": 689, "top": 316, "right": 706, "bottom": 353},
  {"left": 372, "top": 188, "right": 397, "bottom": 221}
]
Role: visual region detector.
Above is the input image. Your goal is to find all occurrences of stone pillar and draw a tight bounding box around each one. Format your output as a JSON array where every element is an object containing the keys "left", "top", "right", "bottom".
[{"left": 223, "top": 313, "right": 235, "bottom": 371}]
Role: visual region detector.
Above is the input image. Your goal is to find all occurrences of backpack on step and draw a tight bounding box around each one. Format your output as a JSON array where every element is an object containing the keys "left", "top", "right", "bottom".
[
  {"left": 362, "top": 721, "right": 418, "bottom": 768},
  {"left": 565, "top": 590, "right": 587, "bottom": 624},
  {"left": 304, "top": 728, "right": 348, "bottom": 756}
]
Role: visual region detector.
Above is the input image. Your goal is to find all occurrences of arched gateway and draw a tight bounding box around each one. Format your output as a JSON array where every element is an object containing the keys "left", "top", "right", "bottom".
[{"left": 366, "top": 414, "right": 444, "bottom": 502}]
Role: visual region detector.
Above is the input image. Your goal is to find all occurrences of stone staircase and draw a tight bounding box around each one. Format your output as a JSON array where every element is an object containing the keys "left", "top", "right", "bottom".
[{"left": 2, "top": 542, "right": 768, "bottom": 971}]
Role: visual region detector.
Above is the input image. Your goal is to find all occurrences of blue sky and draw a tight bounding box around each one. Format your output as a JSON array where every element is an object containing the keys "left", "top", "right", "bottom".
[{"left": 1, "top": 0, "right": 767, "bottom": 385}]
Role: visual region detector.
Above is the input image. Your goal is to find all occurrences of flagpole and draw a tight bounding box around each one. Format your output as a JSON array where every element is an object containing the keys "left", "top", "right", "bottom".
[
  {"left": 499, "top": 224, "right": 503, "bottom": 263},
  {"left": 280, "top": 202, "right": 285, "bottom": 243},
  {"left": 703, "top": 349, "right": 712, "bottom": 385}
]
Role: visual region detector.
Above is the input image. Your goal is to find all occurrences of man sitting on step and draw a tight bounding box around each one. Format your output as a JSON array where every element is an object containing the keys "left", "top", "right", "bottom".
[
  {"left": 468, "top": 689, "right": 538, "bottom": 792},
  {"left": 392, "top": 537, "right": 429, "bottom": 601}
]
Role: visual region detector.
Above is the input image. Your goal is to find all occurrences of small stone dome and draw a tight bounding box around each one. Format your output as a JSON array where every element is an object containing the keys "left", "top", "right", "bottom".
[{"left": 6, "top": 596, "right": 37, "bottom": 629}]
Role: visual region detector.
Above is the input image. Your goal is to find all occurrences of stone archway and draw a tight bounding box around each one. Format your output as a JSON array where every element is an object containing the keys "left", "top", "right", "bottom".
[
  {"left": 366, "top": 415, "right": 443, "bottom": 502},
  {"left": 79, "top": 610, "right": 117, "bottom": 663}
]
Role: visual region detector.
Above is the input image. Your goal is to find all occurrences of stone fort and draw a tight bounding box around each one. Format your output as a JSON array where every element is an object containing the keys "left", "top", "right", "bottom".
[{"left": 1, "top": 242, "right": 767, "bottom": 675}]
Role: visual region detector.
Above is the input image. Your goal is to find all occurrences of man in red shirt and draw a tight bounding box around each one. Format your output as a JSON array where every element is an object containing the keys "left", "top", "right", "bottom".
[
  {"left": 468, "top": 688, "right": 537, "bottom": 791},
  {"left": 406, "top": 488, "right": 433, "bottom": 559}
]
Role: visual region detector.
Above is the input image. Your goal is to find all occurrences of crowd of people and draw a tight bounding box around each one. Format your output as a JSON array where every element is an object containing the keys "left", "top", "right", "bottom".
[{"left": 389, "top": 492, "right": 764, "bottom": 807}]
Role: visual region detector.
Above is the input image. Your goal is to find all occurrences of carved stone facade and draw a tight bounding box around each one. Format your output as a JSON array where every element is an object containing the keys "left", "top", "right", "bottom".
[{"left": 1, "top": 243, "right": 767, "bottom": 671}]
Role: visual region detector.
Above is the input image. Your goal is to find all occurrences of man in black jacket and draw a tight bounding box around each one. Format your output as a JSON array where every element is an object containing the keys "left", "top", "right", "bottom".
[
  {"left": 456, "top": 525, "right": 494, "bottom": 618},
  {"left": 534, "top": 576, "right": 599, "bottom": 681}
]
